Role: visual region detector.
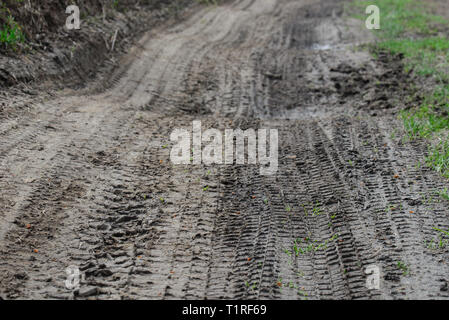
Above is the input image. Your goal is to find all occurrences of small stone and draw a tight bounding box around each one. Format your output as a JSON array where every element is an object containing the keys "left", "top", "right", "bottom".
[{"left": 77, "top": 287, "right": 98, "bottom": 297}]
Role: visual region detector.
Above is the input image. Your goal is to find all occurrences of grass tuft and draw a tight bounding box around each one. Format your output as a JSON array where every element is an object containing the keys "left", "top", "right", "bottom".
[{"left": 0, "top": 15, "right": 25, "bottom": 48}]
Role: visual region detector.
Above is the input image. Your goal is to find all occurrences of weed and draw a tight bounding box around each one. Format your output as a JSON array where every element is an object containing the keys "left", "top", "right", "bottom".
[
  {"left": 112, "top": 0, "right": 120, "bottom": 10},
  {"left": 298, "top": 290, "right": 308, "bottom": 298},
  {"left": 302, "top": 203, "right": 308, "bottom": 216},
  {"left": 251, "top": 282, "right": 257, "bottom": 290},
  {"left": 244, "top": 280, "right": 257, "bottom": 293},
  {"left": 437, "top": 188, "right": 449, "bottom": 201},
  {"left": 390, "top": 129, "right": 398, "bottom": 140},
  {"left": 426, "top": 138, "right": 449, "bottom": 178},
  {"left": 397, "top": 261, "right": 409, "bottom": 275},
  {"left": 311, "top": 202, "right": 322, "bottom": 217},
  {"left": 433, "top": 227, "right": 449, "bottom": 238},
  {"left": 426, "top": 235, "right": 449, "bottom": 250},
  {"left": 385, "top": 204, "right": 397, "bottom": 213},
  {"left": 302, "top": 201, "right": 323, "bottom": 217},
  {"left": 0, "top": 15, "right": 25, "bottom": 48},
  {"left": 420, "top": 192, "right": 437, "bottom": 205},
  {"left": 286, "top": 234, "right": 339, "bottom": 257},
  {"left": 276, "top": 278, "right": 308, "bottom": 298}
]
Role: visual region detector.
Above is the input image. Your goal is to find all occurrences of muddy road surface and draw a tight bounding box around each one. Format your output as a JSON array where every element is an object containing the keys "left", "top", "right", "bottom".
[{"left": 1, "top": 0, "right": 449, "bottom": 299}]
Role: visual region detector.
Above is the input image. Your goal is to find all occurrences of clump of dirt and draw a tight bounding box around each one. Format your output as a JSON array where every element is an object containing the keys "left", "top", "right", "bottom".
[
  {"left": 0, "top": 0, "right": 196, "bottom": 89},
  {"left": 330, "top": 48, "right": 422, "bottom": 116},
  {"left": 362, "top": 51, "right": 417, "bottom": 114}
]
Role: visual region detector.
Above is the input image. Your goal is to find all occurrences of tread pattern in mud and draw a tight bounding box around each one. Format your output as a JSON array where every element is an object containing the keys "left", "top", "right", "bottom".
[{"left": 0, "top": 0, "right": 448, "bottom": 300}]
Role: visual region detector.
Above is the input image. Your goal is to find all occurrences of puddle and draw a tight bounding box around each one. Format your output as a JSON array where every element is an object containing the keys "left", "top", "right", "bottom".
[{"left": 310, "top": 43, "right": 334, "bottom": 51}]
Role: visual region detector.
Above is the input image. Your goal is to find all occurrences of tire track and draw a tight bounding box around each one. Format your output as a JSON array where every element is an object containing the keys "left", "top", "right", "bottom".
[{"left": 1, "top": 0, "right": 448, "bottom": 300}]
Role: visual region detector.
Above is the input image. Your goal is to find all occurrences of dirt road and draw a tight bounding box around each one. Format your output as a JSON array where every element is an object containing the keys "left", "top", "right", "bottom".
[{"left": 1, "top": 0, "right": 449, "bottom": 299}]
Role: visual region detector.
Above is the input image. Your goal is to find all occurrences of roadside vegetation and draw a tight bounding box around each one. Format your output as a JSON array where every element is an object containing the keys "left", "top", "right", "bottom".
[
  {"left": 0, "top": 0, "right": 193, "bottom": 52},
  {"left": 0, "top": 2, "right": 25, "bottom": 49},
  {"left": 0, "top": 14, "right": 24, "bottom": 49},
  {"left": 348, "top": 0, "right": 449, "bottom": 178}
]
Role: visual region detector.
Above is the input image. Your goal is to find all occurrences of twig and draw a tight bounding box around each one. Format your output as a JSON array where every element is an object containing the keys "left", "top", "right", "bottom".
[{"left": 111, "top": 29, "right": 119, "bottom": 52}]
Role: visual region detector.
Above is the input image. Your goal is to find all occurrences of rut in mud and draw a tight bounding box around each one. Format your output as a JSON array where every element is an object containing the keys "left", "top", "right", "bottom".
[{"left": 1, "top": 0, "right": 449, "bottom": 299}]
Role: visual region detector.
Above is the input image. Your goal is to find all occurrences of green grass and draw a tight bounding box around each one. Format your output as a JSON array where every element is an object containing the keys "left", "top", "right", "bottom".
[
  {"left": 427, "top": 227, "right": 449, "bottom": 250},
  {"left": 434, "top": 227, "right": 449, "bottom": 238},
  {"left": 376, "top": 38, "right": 449, "bottom": 78},
  {"left": 426, "top": 139, "right": 449, "bottom": 178},
  {"left": 437, "top": 188, "right": 449, "bottom": 201},
  {"left": 285, "top": 234, "right": 339, "bottom": 257},
  {"left": 349, "top": 0, "right": 449, "bottom": 179},
  {"left": 397, "top": 261, "right": 410, "bottom": 275},
  {"left": 0, "top": 15, "right": 25, "bottom": 48},
  {"left": 348, "top": 0, "right": 447, "bottom": 39},
  {"left": 301, "top": 201, "right": 323, "bottom": 217},
  {"left": 401, "top": 97, "right": 449, "bottom": 139},
  {"left": 426, "top": 236, "right": 449, "bottom": 250}
]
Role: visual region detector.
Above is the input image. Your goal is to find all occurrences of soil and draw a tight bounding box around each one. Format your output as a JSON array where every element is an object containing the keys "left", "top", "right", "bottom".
[{"left": 0, "top": 0, "right": 448, "bottom": 300}]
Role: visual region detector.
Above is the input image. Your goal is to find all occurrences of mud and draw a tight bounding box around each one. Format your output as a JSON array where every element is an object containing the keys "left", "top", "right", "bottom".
[{"left": 0, "top": 0, "right": 448, "bottom": 300}]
